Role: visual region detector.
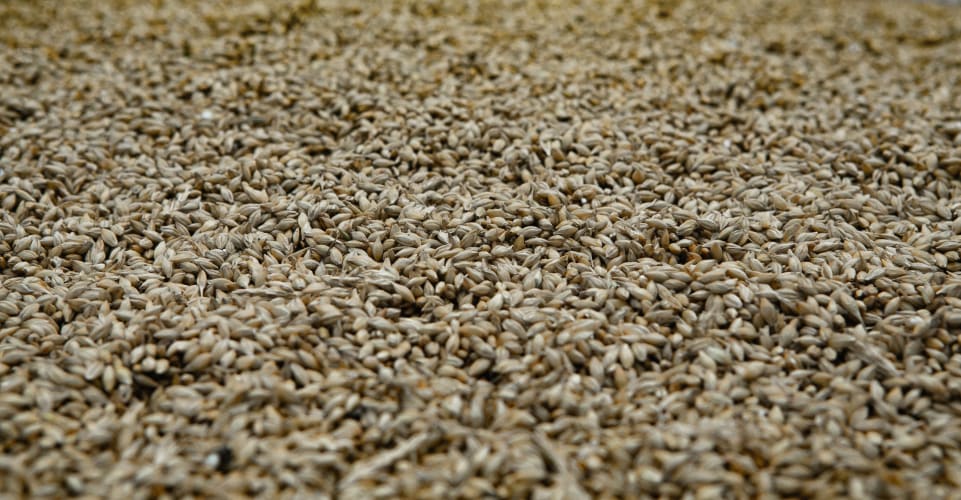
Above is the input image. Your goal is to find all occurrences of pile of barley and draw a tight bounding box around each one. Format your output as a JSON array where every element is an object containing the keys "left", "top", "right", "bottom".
[{"left": 2, "top": 0, "right": 961, "bottom": 498}]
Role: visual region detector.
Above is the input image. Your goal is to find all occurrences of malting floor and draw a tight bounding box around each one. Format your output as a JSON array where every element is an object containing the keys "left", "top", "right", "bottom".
[{"left": 1, "top": 0, "right": 961, "bottom": 498}]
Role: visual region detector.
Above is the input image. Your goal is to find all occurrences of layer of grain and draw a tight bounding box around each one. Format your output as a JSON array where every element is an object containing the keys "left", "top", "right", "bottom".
[{"left": 2, "top": 0, "right": 961, "bottom": 498}]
